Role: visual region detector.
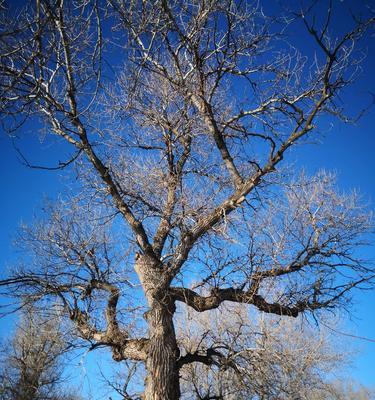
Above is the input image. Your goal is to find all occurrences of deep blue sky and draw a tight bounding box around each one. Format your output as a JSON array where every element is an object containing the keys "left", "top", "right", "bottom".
[{"left": 1, "top": 0, "right": 375, "bottom": 396}]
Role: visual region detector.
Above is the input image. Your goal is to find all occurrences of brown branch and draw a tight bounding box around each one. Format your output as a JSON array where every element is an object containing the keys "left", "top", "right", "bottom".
[
  {"left": 170, "top": 275, "right": 371, "bottom": 317},
  {"left": 0, "top": 275, "right": 149, "bottom": 361},
  {"left": 178, "top": 348, "right": 223, "bottom": 369},
  {"left": 169, "top": 287, "right": 299, "bottom": 317},
  {"left": 69, "top": 284, "right": 149, "bottom": 362},
  {"left": 83, "top": 279, "right": 121, "bottom": 335},
  {"left": 153, "top": 134, "right": 192, "bottom": 256},
  {"left": 42, "top": 2, "right": 157, "bottom": 261},
  {"left": 112, "top": 338, "right": 149, "bottom": 362},
  {"left": 191, "top": 94, "right": 243, "bottom": 189}
]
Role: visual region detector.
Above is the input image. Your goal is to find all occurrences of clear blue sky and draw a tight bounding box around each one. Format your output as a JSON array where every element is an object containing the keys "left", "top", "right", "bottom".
[{"left": 0, "top": 0, "right": 374, "bottom": 396}]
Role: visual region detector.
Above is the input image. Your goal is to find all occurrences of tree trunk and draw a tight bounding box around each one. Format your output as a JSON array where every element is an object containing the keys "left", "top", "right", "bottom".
[
  {"left": 143, "top": 302, "right": 180, "bottom": 400},
  {"left": 135, "top": 255, "right": 180, "bottom": 400}
]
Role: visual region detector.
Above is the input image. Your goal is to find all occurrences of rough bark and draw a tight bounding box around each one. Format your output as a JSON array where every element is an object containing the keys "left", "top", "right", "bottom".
[
  {"left": 135, "top": 255, "right": 180, "bottom": 400},
  {"left": 143, "top": 303, "right": 180, "bottom": 400}
]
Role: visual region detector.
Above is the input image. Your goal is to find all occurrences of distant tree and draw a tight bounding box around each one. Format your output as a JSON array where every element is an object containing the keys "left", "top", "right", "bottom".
[
  {"left": 0, "top": 306, "right": 81, "bottom": 400},
  {"left": 0, "top": 1, "right": 374, "bottom": 399}
]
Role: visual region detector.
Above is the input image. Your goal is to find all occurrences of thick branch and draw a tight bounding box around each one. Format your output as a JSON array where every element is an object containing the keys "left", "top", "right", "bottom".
[
  {"left": 112, "top": 338, "right": 149, "bottom": 362},
  {"left": 69, "top": 292, "right": 149, "bottom": 362},
  {"left": 0, "top": 276, "right": 148, "bottom": 361},
  {"left": 178, "top": 348, "right": 223, "bottom": 369},
  {"left": 169, "top": 287, "right": 299, "bottom": 316},
  {"left": 82, "top": 279, "right": 121, "bottom": 335}
]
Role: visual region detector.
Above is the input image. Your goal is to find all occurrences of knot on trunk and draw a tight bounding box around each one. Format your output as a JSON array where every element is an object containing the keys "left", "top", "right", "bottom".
[{"left": 112, "top": 345, "right": 123, "bottom": 362}]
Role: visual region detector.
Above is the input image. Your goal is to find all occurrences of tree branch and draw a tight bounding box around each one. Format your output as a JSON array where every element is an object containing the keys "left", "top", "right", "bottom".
[
  {"left": 169, "top": 287, "right": 299, "bottom": 316},
  {"left": 40, "top": 1, "right": 158, "bottom": 261}
]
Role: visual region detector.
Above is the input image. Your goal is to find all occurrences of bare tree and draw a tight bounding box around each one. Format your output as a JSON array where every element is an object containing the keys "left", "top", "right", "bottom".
[
  {"left": 0, "top": 1, "right": 374, "bottom": 399},
  {"left": 0, "top": 306, "right": 82, "bottom": 400}
]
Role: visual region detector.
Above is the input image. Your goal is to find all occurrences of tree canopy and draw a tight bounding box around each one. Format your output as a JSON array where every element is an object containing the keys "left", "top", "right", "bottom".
[{"left": 0, "top": 1, "right": 374, "bottom": 399}]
